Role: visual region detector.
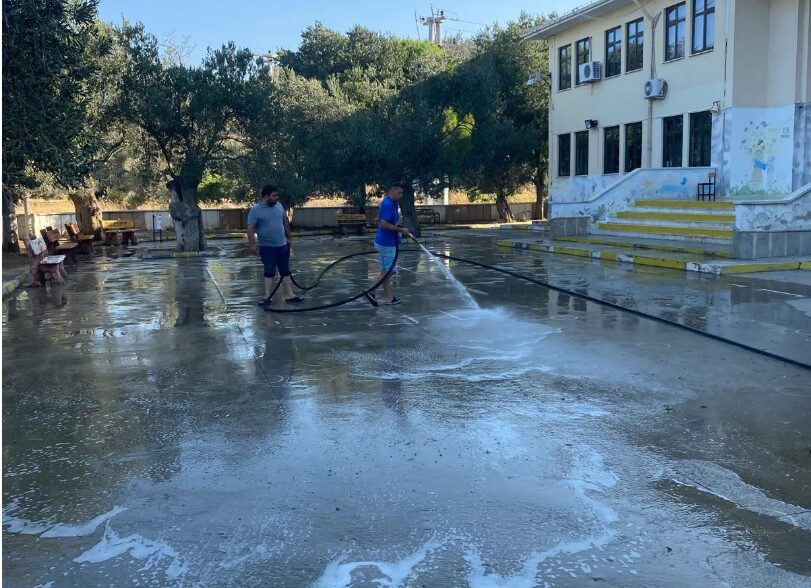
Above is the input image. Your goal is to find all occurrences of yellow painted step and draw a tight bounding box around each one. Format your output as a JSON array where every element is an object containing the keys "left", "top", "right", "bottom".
[
  {"left": 597, "top": 223, "right": 733, "bottom": 238},
  {"left": 634, "top": 199, "right": 734, "bottom": 209},
  {"left": 554, "top": 236, "right": 734, "bottom": 257},
  {"left": 617, "top": 211, "right": 736, "bottom": 223}
]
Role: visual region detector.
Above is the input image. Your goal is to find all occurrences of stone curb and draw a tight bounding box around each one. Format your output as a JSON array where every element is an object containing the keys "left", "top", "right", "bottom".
[
  {"left": 496, "top": 239, "right": 810, "bottom": 275},
  {"left": 2, "top": 272, "right": 29, "bottom": 298}
]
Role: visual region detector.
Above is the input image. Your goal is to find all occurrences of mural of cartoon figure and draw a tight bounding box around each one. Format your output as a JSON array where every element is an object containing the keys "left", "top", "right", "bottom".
[
  {"left": 741, "top": 121, "right": 779, "bottom": 190},
  {"left": 736, "top": 114, "right": 794, "bottom": 195}
]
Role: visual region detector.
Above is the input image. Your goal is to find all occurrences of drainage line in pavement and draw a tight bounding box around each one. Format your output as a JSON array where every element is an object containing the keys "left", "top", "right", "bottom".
[{"left": 265, "top": 246, "right": 811, "bottom": 371}]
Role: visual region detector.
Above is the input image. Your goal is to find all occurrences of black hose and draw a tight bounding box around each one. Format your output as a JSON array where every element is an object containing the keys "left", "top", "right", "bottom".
[
  {"left": 264, "top": 244, "right": 811, "bottom": 371},
  {"left": 264, "top": 243, "right": 400, "bottom": 313}
]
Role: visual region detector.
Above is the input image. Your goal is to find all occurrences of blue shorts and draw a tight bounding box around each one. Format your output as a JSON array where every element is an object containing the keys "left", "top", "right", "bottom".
[
  {"left": 375, "top": 243, "right": 396, "bottom": 271},
  {"left": 259, "top": 244, "right": 290, "bottom": 278}
]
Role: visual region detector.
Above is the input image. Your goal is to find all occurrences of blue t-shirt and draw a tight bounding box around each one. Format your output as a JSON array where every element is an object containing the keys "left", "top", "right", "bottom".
[
  {"left": 247, "top": 202, "right": 287, "bottom": 247},
  {"left": 375, "top": 196, "right": 399, "bottom": 247}
]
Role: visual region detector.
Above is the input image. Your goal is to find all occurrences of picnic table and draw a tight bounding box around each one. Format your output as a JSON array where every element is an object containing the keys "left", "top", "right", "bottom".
[
  {"left": 101, "top": 219, "right": 140, "bottom": 246},
  {"left": 335, "top": 213, "right": 369, "bottom": 235},
  {"left": 416, "top": 207, "right": 441, "bottom": 224}
]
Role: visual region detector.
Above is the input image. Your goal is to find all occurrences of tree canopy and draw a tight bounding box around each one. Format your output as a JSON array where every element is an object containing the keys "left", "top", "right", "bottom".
[{"left": 3, "top": 7, "right": 550, "bottom": 250}]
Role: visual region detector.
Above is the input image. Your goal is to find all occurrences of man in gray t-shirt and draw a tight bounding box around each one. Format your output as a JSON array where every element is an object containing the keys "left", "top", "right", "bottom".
[{"left": 247, "top": 184, "right": 303, "bottom": 307}]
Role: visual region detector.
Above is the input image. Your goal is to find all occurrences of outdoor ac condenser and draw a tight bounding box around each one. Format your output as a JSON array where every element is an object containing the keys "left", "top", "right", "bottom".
[
  {"left": 644, "top": 78, "right": 668, "bottom": 99},
  {"left": 578, "top": 61, "right": 602, "bottom": 83}
]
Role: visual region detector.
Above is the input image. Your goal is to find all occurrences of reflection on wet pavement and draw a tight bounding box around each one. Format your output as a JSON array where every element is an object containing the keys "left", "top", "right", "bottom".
[{"left": 3, "top": 236, "right": 810, "bottom": 587}]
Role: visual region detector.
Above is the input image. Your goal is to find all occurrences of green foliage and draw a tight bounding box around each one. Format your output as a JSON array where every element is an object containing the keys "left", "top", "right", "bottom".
[
  {"left": 6, "top": 9, "right": 551, "bottom": 222},
  {"left": 2, "top": 0, "right": 104, "bottom": 191},
  {"left": 116, "top": 23, "right": 264, "bottom": 197},
  {"left": 450, "top": 13, "right": 550, "bottom": 199}
]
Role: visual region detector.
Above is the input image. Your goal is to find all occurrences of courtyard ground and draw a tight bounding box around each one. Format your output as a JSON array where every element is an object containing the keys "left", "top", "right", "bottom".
[{"left": 3, "top": 233, "right": 810, "bottom": 587}]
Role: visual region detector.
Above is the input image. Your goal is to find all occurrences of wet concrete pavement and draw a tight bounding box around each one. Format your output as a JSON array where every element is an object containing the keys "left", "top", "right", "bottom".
[{"left": 3, "top": 236, "right": 811, "bottom": 587}]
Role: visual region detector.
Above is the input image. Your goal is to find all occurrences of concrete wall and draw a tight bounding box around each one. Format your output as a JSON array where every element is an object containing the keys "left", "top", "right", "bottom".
[
  {"left": 549, "top": 167, "right": 714, "bottom": 220},
  {"left": 734, "top": 183, "right": 811, "bottom": 231},
  {"left": 16, "top": 203, "right": 539, "bottom": 241},
  {"left": 732, "top": 182, "right": 811, "bottom": 258}
]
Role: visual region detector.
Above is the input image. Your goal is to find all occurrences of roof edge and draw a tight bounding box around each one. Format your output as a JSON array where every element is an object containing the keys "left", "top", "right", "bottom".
[{"left": 524, "top": 0, "right": 633, "bottom": 40}]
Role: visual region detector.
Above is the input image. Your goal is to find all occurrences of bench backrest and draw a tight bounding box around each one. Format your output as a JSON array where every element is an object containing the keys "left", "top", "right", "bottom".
[
  {"left": 40, "top": 228, "right": 62, "bottom": 246},
  {"left": 335, "top": 213, "right": 367, "bottom": 222},
  {"left": 65, "top": 223, "right": 79, "bottom": 239},
  {"left": 101, "top": 219, "right": 134, "bottom": 230},
  {"left": 25, "top": 237, "right": 48, "bottom": 260}
]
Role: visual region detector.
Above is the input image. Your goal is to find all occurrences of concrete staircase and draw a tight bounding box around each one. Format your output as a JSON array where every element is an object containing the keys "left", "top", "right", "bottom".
[{"left": 592, "top": 199, "right": 735, "bottom": 246}]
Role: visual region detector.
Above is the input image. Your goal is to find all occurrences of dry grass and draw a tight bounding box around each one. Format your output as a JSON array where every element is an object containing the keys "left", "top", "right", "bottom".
[{"left": 25, "top": 184, "right": 537, "bottom": 215}]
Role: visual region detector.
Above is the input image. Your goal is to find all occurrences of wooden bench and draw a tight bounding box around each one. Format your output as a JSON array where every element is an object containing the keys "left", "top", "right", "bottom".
[
  {"left": 416, "top": 207, "right": 441, "bottom": 224},
  {"left": 65, "top": 223, "right": 94, "bottom": 254},
  {"left": 335, "top": 213, "right": 368, "bottom": 235},
  {"left": 24, "top": 237, "right": 67, "bottom": 286},
  {"left": 101, "top": 219, "right": 139, "bottom": 246},
  {"left": 40, "top": 227, "right": 79, "bottom": 265}
]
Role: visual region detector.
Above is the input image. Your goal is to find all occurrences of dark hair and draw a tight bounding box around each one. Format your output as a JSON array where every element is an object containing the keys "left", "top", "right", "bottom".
[
  {"left": 261, "top": 184, "right": 279, "bottom": 197},
  {"left": 389, "top": 182, "right": 404, "bottom": 191}
]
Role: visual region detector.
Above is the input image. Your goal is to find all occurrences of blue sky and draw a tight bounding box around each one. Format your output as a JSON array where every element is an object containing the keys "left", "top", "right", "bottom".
[{"left": 98, "top": 0, "right": 583, "bottom": 63}]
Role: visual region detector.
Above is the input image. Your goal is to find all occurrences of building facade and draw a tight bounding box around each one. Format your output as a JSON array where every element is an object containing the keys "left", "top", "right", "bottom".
[{"left": 527, "top": 0, "right": 811, "bottom": 205}]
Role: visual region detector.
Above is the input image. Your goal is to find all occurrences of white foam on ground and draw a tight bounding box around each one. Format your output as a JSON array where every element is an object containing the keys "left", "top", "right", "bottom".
[
  {"left": 669, "top": 459, "right": 811, "bottom": 531},
  {"left": 74, "top": 521, "right": 188, "bottom": 579},
  {"left": 312, "top": 540, "right": 439, "bottom": 588},
  {"left": 41, "top": 506, "right": 127, "bottom": 538},
  {"left": 340, "top": 307, "right": 558, "bottom": 383},
  {"left": 465, "top": 448, "right": 618, "bottom": 587},
  {"left": 3, "top": 501, "right": 127, "bottom": 538}
]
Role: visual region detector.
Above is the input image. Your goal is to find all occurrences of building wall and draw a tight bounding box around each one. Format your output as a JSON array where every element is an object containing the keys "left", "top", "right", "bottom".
[
  {"left": 543, "top": 0, "right": 811, "bottom": 203},
  {"left": 547, "top": 0, "right": 728, "bottom": 200}
]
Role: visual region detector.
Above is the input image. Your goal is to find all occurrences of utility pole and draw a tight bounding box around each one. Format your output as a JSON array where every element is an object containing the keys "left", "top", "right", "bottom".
[
  {"left": 419, "top": 9, "right": 446, "bottom": 46},
  {"left": 252, "top": 52, "right": 279, "bottom": 78}
]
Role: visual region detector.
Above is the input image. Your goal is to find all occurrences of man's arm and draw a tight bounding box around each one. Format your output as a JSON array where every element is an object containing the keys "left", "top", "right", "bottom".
[
  {"left": 247, "top": 223, "right": 257, "bottom": 254},
  {"left": 283, "top": 215, "right": 291, "bottom": 243},
  {"left": 380, "top": 219, "right": 410, "bottom": 237}
]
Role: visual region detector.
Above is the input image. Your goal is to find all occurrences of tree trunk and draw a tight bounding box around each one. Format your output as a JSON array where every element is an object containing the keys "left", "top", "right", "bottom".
[
  {"left": 399, "top": 182, "right": 421, "bottom": 238},
  {"left": 495, "top": 190, "right": 515, "bottom": 223},
  {"left": 68, "top": 185, "right": 103, "bottom": 236},
  {"left": 534, "top": 173, "right": 547, "bottom": 220},
  {"left": 167, "top": 179, "right": 206, "bottom": 252},
  {"left": 356, "top": 184, "right": 367, "bottom": 213},
  {"left": 2, "top": 185, "right": 20, "bottom": 254}
]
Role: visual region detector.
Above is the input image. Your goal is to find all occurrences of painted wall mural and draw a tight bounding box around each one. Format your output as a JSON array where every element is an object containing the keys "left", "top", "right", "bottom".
[
  {"left": 550, "top": 168, "right": 713, "bottom": 221},
  {"left": 729, "top": 106, "right": 795, "bottom": 195}
]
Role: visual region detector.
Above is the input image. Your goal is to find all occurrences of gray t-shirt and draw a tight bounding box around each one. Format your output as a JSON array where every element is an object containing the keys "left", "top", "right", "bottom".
[{"left": 248, "top": 203, "right": 287, "bottom": 247}]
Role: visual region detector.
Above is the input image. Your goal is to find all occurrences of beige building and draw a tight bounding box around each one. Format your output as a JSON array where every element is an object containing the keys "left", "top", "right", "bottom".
[{"left": 527, "top": 0, "right": 811, "bottom": 206}]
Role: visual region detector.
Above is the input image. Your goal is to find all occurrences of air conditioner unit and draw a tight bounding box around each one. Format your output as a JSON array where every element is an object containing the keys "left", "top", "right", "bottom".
[
  {"left": 644, "top": 78, "right": 668, "bottom": 99},
  {"left": 578, "top": 61, "right": 602, "bottom": 83}
]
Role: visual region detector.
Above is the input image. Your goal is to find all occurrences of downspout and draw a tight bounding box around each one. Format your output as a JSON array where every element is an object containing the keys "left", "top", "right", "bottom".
[
  {"left": 720, "top": 0, "right": 730, "bottom": 196},
  {"left": 633, "top": 0, "right": 659, "bottom": 168}
]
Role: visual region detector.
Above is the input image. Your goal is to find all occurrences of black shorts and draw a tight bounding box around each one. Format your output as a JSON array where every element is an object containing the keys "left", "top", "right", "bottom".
[{"left": 259, "top": 244, "right": 290, "bottom": 278}]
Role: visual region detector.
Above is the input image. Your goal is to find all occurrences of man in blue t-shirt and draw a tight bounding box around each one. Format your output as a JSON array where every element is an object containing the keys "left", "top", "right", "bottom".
[
  {"left": 373, "top": 182, "right": 412, "bottom": 305},
  {"left": 247, "top": 184, "right": 303, "bottom": 308}
]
